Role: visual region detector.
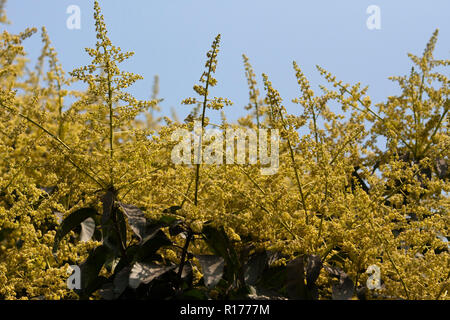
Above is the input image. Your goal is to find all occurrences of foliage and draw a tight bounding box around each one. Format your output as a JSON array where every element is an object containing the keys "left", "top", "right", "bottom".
[{"left": 0, "top": 1, "right": 448, "bottom": 300}]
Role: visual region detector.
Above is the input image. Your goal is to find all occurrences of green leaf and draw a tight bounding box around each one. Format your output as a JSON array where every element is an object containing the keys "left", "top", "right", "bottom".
[
  {"left": 52, "top": 208, "right": 98, "bottom": 254},
  {"left": 129, "top": 262, "right": 175, "bottom": 289},
  {"left": 177, "top": 261, "right": 193, "bottom": 286},
  {"left": 202, "top": 225, "right": 240, "bottom": 279},
  {"left": 244, "top": 252, "right": 268, "bottom": 286},
  {"left": 305, "top": 255, "right": 322, "bottom": 286},
  {"left": 257, "top": 265, "right": 286, "bottom": 293},
  {"left": 324, "top": 265, "right": 354, "bottom": 300},
  {"left": 111, "top": 266, "right": 131, "bottom": 299},
  {"left": 101, "top": 189, "right": 115, "bottom": 226},
  {"left": 179, "top": 288, "right": 208, "bottom": 300},
  {"left": 332, "top": 277, "right": 354, "bottom": 300},
  {"left": 118, "top": 202, "right": 146, "bottom": 241},
  {"left": 102, "top": 220, "right": 121, "bottom": 255},
  {"left": 116, "top": 207, "right": 127, "bottom": 248},
  {"left": 196, "top": 255, "right": 225, "bottom": 289},
  {"left": 159, "top": 214, "right": 179, "bottom": 226},
  {"left": 162, "top": 205, "right": 182, "bottom": 214},
  {"left": 102, "top": 206, "right": 127, "bottom": 255},
  {"left": 169, "top": 220, "right": 184, "bottom": 237},
  {"left": 79, "top": 245, "right": 110, "bottom": 297},
  {"left": 202, "top": 225, "right": 238, "bottom": 263},
  {"left": 248, "top": 286, "right": 287, "bottom": 300},
  {"left": 99, "top": 267, "right": 131, "bottom": 299},
  {"left": 98, "top": 283, "right": 114, "bottom": 300},
  {"left": 135, "top": 229, "right": 172, "bottom": 262},
  {"left": 80, "top": 217, "right": 95, "bottom": 242},
  {"left": 285, "top": 257, "right": 308, "bottom": 299}
]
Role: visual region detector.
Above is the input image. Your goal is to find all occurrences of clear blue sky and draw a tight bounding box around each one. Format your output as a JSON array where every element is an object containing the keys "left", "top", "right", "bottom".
[{"left": 3, "top": 0, "right": 450, "bottom": 123}]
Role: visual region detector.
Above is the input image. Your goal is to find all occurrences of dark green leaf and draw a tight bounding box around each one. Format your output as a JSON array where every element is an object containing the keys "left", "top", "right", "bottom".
[
  {"left": 159, "top": 214, "right": 179, "bottom": 226},
  {"left": 101, "top": 189, "right": 115, "bottom": 226},
  {"left": 135, "top": 229, "right": 171, "bottom": 262},
  {"left": 257, "top": 265, "right": 286, "bottom": 292},
  {"left": 436, "top": 158, "right": 448, "bottom": 179},
  {"left": 244, "top": 251, "right": 268, "bottom": 285},
  {"left": 248, "top": 286, "right": 288, "bottom": 300},
  {"left": 202, "top": 225, "right": 240, "bottom": 275},
  {"left": 169, "top": 220, "right": 184, "bottom": 236},
  {"left": 116, "top": 207, "right": 127, "bottom": 248},
  {"left": 79, "top": 245, "right": 110, "bottom": 297},
  {"left": 98, "top": 282, "right": 114, "bottom": 300},
  {"left": 102, "top": 220, "right": 121, "bottom": 255},
  {"left": 129, "top": 262, "right": 175, "bottom": 289},
  {"left": 53, "top": 208, "right": 98, "bottom": 254},
  {"left": 112, "top": 266, "right": 131, "bottom": 298},
  {"left": 180, "top": 288, "right": 208, "bottom": 300},
  {"left": 162, "top": 205, "right": 182, "bottom": 214},
  {"left": 305, "top": 255, "right": 322, "bottom": 286},
  {"left": 332, "top": 277, "right": 354, "bottom": 300},
  {"left": 324, "top": 265, "right": 355, "bottom": 300},
  {"left": 177, "top": 261, "right": 193, "bottom": 285}
]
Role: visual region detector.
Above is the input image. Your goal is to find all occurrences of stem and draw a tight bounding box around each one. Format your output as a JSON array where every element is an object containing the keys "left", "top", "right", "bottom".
[
  {"left": 421, "top": 98, "right": 449, "bottom": 156},
  {"left": 255, "top": 100, "right": 260, "bottom": 130},
  {"left": 104, "top": 50, "right": 114, "bottom": 187},
  {"left": 179, "top": 38, "right": 219, "bottom": 289},
  {"left": 180, "top": 176, "right": 195, "bottom": 207},
  {"left": 238, "top": 166, "right": 266, "bottom": 195},
  {"left": 56, "top": 74, "right": 65, "bottom": 139},
  {"left": 194, "top": 40, "right": 217, "bottom": 206},
  {"left": 317, "top": 179, "right": 328, "bottom": 241},
  {"left": 177, "top": 231, "right": 193, "bottom": 285},
  {"left": 412, "top": 72, "right": 425, "bottom": 158}
]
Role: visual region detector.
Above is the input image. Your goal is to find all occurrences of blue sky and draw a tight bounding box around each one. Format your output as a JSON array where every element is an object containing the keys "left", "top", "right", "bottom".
[{"left": 3, "top": 0, "right": 450, "bottom": 123}]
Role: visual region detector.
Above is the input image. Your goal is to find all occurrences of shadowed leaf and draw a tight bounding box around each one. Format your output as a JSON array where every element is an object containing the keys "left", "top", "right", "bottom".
[
  {"left": 79, "top": 245, "right": 110, "bottom": 297},
  {"left": 162, "top": 206, "right": 182, "bottom": 214},
  {"left": 324, "top": 265, "right": 355, "bottom": 300},
  {"left": 286, "top": 256, "right": 308, "bottom": 299},
  {"left": 436, "top": 158, "right": 448, "bottom": 179},
  {"left": 118, "top": 202, "right": 146, "bottom": 241},
  {"left": 196, "top": 255, "right": 225, "bottom": 289},
  {"left": 80, "top": 217, "right": 95, "bottom": 242},
  {"left": 53, "top": 208, "right": 97, "bottom": 254},
  {"left": 101, "top": 189, "right": 115, "bottom": 226},
  {"left": 244, "top": 252, "right": 268, "bottom": 285},
  {"left": 305, "top": 254, "right": 322, "bottom": 285},
  {"left": 135, "top": 229, "right": 171, "bottom": 262},
  {"left": 129, "top": 262, "right": 175, "bottom": 289}
]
